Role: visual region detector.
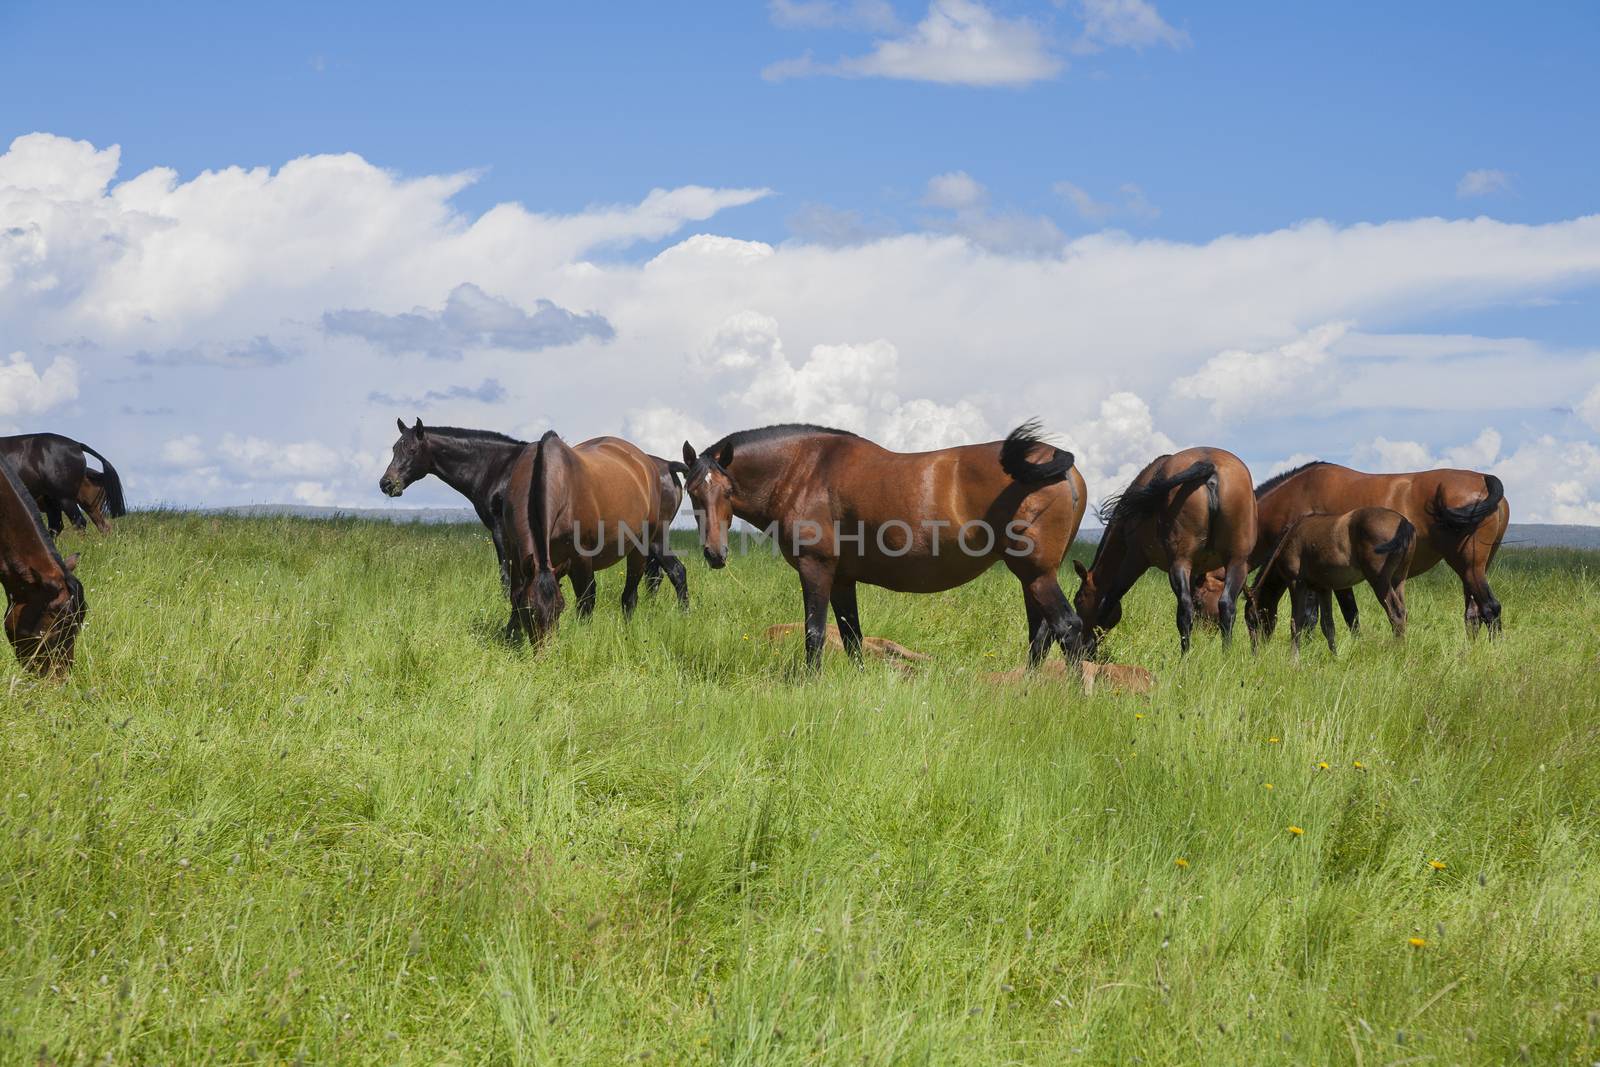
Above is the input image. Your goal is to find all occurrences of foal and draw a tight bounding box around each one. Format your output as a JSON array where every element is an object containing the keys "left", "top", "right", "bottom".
[{"left": 1246, "top": 507, "right": 1416, "bottom": 655}]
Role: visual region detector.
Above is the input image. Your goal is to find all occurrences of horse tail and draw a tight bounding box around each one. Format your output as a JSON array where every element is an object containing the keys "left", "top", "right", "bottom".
[
  {"left": 79, "top": 443, "right": 126, "bottom": 517},
  {"left": 1374, "top": 516, "right": 1415, "bottom": 557},
  {"left": 667, "top": 460, "right": 689, "bottom": 487},
  {"left": 528, "top": 431, "right": 563, "bottom": 629},
  {"left": 1096, "top": 459, "right": 1215, "bottom": 527},
  {"left": 1000, "top": 420, "right": 1075, "bottom": 484},
  {"left": 1426, "top": 474, "right": 1503, "bottom": 536}
]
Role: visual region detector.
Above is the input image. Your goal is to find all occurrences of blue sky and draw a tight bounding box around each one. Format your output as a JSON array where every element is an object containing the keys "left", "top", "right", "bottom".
[{"left": 2, "top": 1, "right": 1598, "bottom": 518}]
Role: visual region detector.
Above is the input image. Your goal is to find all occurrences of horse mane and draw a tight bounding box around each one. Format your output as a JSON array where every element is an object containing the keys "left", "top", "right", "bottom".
[
  {"left": 1254, "top": 460, "right": 1328, "bottom": 499},
  {"left": 708, "top": 423, "right": 859, "bottom": 455},
  {"left": 0, "top": 456, "right": 67, "bottom": 566},
  {"left": 422, "top": 425, "right": 524, "bottom": 445}
]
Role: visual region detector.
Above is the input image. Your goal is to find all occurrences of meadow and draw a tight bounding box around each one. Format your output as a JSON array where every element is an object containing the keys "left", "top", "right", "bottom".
[{"left": 2, "top": 512, "right": 1597, "bottom": 1066}]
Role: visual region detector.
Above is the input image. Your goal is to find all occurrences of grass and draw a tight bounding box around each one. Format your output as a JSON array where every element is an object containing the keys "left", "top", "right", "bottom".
[{"left": 2, "top": 512, "right": 1597, "bottom": 1065}]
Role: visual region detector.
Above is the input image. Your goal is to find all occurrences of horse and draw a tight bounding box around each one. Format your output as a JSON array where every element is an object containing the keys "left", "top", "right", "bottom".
[
  {"left": 1246, "top": 507, "right": 1416, "bottom": 655},
  {"left": 501, "top": 431, "right": 683, "bottom": 643},
  {"left": 1072, "top": 448, "right": 1257, "bottom": 655},
  {"left": 679, "top": 422, "right": 1087, "bottom": 669},
  {"left": 379, "top": 419, "right": 689, "bottom": 635},
  {"left": 1245, "top": 462, "right": 1507, "bottom": 636},
  {"left": 0, "top": 433, "right": 127, "bottom": 535},
  {"left": 641, "top": 458, "right": 690, "bottom": 608},
  {"left": 0, "top": 453, "right": 86, "bottom": 677}
]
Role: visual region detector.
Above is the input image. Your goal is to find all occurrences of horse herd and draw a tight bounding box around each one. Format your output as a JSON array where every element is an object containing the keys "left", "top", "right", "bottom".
[
  {"left": 381, "top": 417, "right": 1507, "bottom": 671},
  {"left": 0, "top": 417, "right": 1508, "bottom": 680}
]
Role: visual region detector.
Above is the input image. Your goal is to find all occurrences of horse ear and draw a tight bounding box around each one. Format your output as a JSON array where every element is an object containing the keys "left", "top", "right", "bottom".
[
  {"left": 682, "top": 441, "right": 698, "bottom": 466},
  {"left": 62, "top": 553, "right": 79, "bottom": 573},
  {"left": 397, "top": 417, "right": 408, "bottom": 434},
  {"left": 1073, "top": 559, "right": 1088, "bottom": 581},
  {"left": 413, "top": 418, "right": 425, "bottom": 440},
  {"left": 715, "top": 441, "right": 734, "bottom": 468}
]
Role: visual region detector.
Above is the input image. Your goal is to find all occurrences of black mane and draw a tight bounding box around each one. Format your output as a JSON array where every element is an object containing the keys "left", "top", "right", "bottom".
[
  {"left": 708, "top": 423, "right": 859, "bottom": 454},
  {"left": 1254, "top": 460, "right": 1328, "bottom": 499},
  {"left": 422, "top": 425, "right": 524, "bottom": 445}
]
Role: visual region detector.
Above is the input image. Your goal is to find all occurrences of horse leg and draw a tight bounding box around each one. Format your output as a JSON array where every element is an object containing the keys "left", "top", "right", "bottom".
[
  {"left": 797, "top": 558, "right": 836, "bottom": 670},
  {"left": 1022, "top": 589, "right": 1048, "bottom": 666},
  {"left": 1373, "top": 577, "right": 1407, "bottom": 638},
  {"left": 830, "top": 579, "right": 864, "bottom": 666},
  {"left": 619, "top": 553, "right": 645, "bottom": 620},
  {"left": 1467, "top": 568, "right": 1502, "bottom": 637},
  {"left": 42, "top": 498, "right": 63, "bottom": 536},
  {"left": 86, "top": 497, "right": 111, "bottom": 533},
  {"left": 1318, "top": 588, "right": 1337, "bottom": 653},
  {"left": 643, "top": 553, "right": 662, "bottom": 595},
  {"left": 1288, "top": 581, "right": 1316, "bottom": 661},
  {"left": 62, "top": 499, "right": 87, "bottom": 531},
  {"left": 1335, "top": 587, "right": 1361, "bottom": 635},
  {"left": 1168, "top": 563, "right": 1196, "bottom": 654},
  {"left": 661, "top": 552, "right": 690, "bottom": 611},
  {"left": 1216, "top": 558, "right": 1249, "bottom": 650},
  {"left": 571, "top": 562, "right": 598, "bottom": 619}
]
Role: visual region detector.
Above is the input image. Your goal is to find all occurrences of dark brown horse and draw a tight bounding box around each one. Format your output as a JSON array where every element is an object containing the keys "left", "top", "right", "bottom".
[
  {"left": 1246, "top": 507, "right": 1416, "bottom": 655},
  {"left": 680, "top": 422, "right": 1087, "bottom": 669},
  {"left": 0, "top": 433, "right": 126, "bottom": 535},
  {"left": 1246, "top": 463, "right": 1507, "bottom": 636},
  {"left": 1072, "top": 448, "right": 1257, "bottom": 655},
  {"left": 0, "top": 454, "right": 86, "bottom": 677},
  {"left": 502, "top": 432, "right": 681, "bottom": 643}
]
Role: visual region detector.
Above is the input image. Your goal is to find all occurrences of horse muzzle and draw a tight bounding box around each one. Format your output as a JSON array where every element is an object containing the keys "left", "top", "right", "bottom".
[
  {"left": 703, "top": 547, "right": 727, "bottom": 569},
  {"left": 378, "top": 477, "right": 403, "bottom": 498}
]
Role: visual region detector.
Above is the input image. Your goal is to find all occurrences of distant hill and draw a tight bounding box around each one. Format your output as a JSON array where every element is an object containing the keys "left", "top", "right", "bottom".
[{"left": 194, "top": 506, "right": 1600, "bottom": 550}]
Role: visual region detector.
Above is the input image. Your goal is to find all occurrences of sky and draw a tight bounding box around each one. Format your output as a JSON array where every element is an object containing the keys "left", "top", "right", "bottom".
[{"left": 2, "top": 0, "right": 1598, "bottom": 521}]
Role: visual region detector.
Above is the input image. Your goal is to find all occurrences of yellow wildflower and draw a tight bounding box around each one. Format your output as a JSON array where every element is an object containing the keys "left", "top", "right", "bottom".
[
  {"left": 1262, "top": 782, "right": 1274, "bottom": 790},
  {"left": 1287, "top": 825, "right": 1305, "bottom": 836},
  {"left": 1428, "top": 860, "right": 1447, "bottom": 871},
  {"left": 1135, "top": 713, "right": 1145, "bottom": 720},
  {"left": 1174, "top": 858, "right": 1189, "bottom": 869},
  {"left": 1408, "top": 937, "right": 1426, "bottom": 948},
  {"left": 1268, "top": 736, "right": 1281, "bottom": 744},
  {"left": 1316, "top": 761, "right": 1330, "bottom": 770},
  {"left": 1353, "top": 760, "right": 1366, "bottom": 770}
]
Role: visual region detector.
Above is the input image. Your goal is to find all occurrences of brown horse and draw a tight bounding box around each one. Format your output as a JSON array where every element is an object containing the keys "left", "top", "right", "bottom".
[
  {"left": 1072, "top": 448, "right": 1257, "bottom": 655},
  {"left": 680, "top": 422, "right": 1087, "bottom": 668},
  {"left": 1246, "top": 507, "right": 1416, "bottom": 655},
  {"left": 0, "top": 454, "right": 86, "bottom": 677},
  {"left": 641, "top": 457, "right": 690, "bottom": 608},
  {"left": 501, "top": 432, "right": 680, "bottom": 643},
  {"left": 1246, "top": 463, "right": 1507, "bottom": 636}
]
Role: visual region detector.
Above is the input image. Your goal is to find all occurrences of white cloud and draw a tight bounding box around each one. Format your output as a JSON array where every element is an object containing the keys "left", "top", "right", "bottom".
[
  {"left": 323, "top": 282, "right": 613, "bottom": 360},
  {"left": 922, "top": 170, "right": 1065, "bottom": 254},
  {"left": 1577, "top": 382, "right": 1600, "bottom": 432},
  {"left": 624, "top": 405, "right": 716, "bottom": 460},
  {"left": 1172, "top": 322, "right": 1350, "bottom": 420},
  {"left": 1054, "top": 179, "right": 1161, "bottom": 224},
  {"left": 0, "top": 351, "right": 78, "bottom": 419},
  {"left": 1057, "top": 391, "right": 1177, "bottom": 509},
  {"left": 160, "top": 435, "right": 206, "bottom": 468},
  {"left": 764, "top": 0, "right": 1064, "bottom": 86},
  {"left": 1457, "top": 169, "right": 1512, "bottom": 199},
  {"left": 769, "top": 0, "right": 899, "bottom": 31},
  {"left": 1076, "top": 0, "right": 1189, "bottom": 52},
  {"left": 923, "top": 171, "right": 987, "bottom": 210}
]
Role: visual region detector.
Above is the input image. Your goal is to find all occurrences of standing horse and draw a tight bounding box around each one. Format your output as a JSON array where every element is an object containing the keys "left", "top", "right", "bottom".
[
  {"left": 1247, "top": 463, "right": 1507, "bottom": 636},
  {"left": 0, "top": 454, "right": 86, "bottom": 677},
  {"left": 0, "top": 433, "right": 127, "bottom": 535},
  {"left": 1072, "top": 448, "right": 1256, "bottom": 655},
  {"left": 1245, "top": 507, "right": 1416, "bottom": 655},
  {"left": 679, "top": 422, "right": 1086, "bottom": 669},
  {"left": 502, "top": 432, "right": 683, "bottom": 643}
]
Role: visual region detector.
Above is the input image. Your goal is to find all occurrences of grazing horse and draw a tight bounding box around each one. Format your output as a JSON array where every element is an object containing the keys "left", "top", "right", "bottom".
[
  {"left": 1246, "top": 463, "right": 1507, "bottom": 636},
  {"left": 0, "top": 433, "right": 127, "bottom": 535},
  {"left": 0, "top": 454, "right": 86, "bottom": 676},
  {"left": 1246, "top": 507, "right": 1416, "bottom": 655},
  {"left": 641, "top": 458, "right": 691, "bottom": 607},
  {"left": 1072, "top": 448, "right": 1257, "bottom": 655},
  {"left": 501, "top": 432, "right": 682, "bottom": 643},
  {"left": 680, "top": 422, "right": 1087, "bottom": 669}
]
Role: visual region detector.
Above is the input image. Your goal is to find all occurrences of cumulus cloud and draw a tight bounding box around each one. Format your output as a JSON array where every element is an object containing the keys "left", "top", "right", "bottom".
[
  {"left": 920, "top": 171, "right": 1065, "bottom": 254},
  {"left": 624, "top": 405, "right": 716, "bottom": 460},
  {"left": 1076, "top": 0, "right": 1189, "bottom": 52},
  {"left": 1576, "top": 382, "right": 1600, "bottom": 432},
  {"left": 0, "top": 351, "right": 78, "bottom": 419},
  {"left": 324, "top": 283, "right": 613, "bottom": 360},
  {"left": 923, "top": 171, "right": 987, "bottom": 210},
  {"left": 764, "top": 0, "right": 1064, "bottom": 86},
  {"left": 1054, "top": 179, "right": 1160, "bottom": 223},
  {"left": 1457, "top": 169, "right": 1513, "bottom": 199},
  {"left": 1057, "top": 391, "right": 1177, "bottom": 508},
  {"left": 1172, "top": 322, "right": 1350, "bottom": 420},
  {"left": 367, "top": 378, "right": 507, "bottom": 410}
]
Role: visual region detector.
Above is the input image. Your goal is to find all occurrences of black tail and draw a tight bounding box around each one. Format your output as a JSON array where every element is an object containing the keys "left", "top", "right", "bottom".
[
  {"left": 1097, "top": 459, "right": 1216, "bottom": 527},
  {"left": 79, "top": 443, "right": 127, "bottom": 517},
  {"left": 1373, "top": 517, "right": 1416, "bottom": 557},
  {"left": 1426, "top": 474, "right": 1503, "bottom": 536},
  {"left": 529, "top": 431, "right": 563, "bottom": 627},
  {"left": 1000, "top": 420, "right": 1074, "bottom": 484},
  {"left": 667, "top": 460, "right": 689, "bottom": 486}
]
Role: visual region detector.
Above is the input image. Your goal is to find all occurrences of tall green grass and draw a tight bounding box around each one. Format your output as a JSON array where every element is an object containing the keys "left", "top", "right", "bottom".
[{"left": 2, "top": 513, "right": 1597, "bottom": 1065}]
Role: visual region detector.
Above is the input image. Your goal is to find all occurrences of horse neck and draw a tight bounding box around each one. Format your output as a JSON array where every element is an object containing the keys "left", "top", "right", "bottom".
[
  {"left": 724, "top": 439, "right": 799, "bottom": 528},
  {"left": 0, "top": 478, "right": 61, "bottom": 597},
  {"left": 1090, "top": 520, "right": 1147, "bottom": 607},
  {"left": 427, "top": 433, "right": 523, "bottom": 505}
]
